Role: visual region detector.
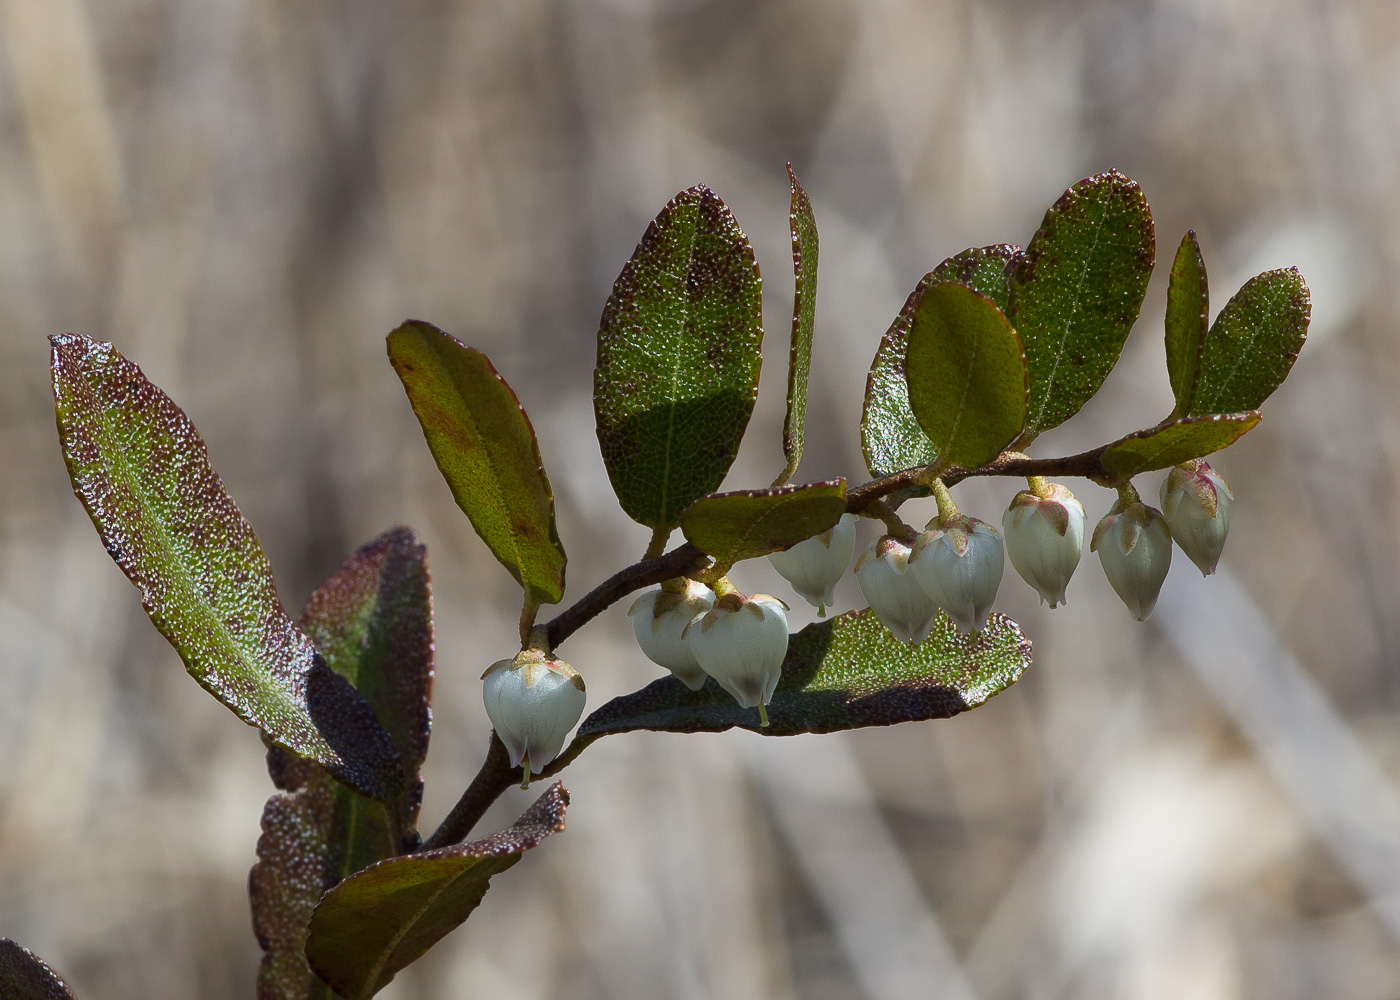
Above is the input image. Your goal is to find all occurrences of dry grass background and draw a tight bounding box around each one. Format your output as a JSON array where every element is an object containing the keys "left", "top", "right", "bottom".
[{"left": 3, "top": 1, "right": 1400, "bottom": 997}]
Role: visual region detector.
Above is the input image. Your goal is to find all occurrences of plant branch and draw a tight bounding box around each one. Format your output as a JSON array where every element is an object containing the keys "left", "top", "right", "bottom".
[
  {"left": 421, "top": 733, "right": 517, "bottom": 851},
  {"left": 543, "top": 543, "right": 711, "bottom": 649}
]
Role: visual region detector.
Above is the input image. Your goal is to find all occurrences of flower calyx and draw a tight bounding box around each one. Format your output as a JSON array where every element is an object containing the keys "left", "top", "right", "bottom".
[
  {"left": 1160, "top": 460, "right": 1232, "bottom": 576},
  {"left": 768, "top": 512, "right": 857, "bottom": 615},
  {"left": 1091, "top": 496, "right": 1173, "bottom": 621},
  {"left": 1002, "top": 482, "right": 1085, "bottom": 608},
  {"left": 481, "top": 648, "right": 586, "bottom": 787},
  {"left": 910, "top": 514, "right": 1004, "bottom": 634}
]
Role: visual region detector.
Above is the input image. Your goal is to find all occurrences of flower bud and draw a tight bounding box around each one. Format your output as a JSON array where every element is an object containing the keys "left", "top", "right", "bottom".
[
  {"left": 628, "top": 580, "right": 715, "bottom": 690},
  {"left": 1091, "top": 499, "right": 1172, "bottom": 621},
  {"left": 768, "top": 513, "right": 857, "bottom": 614},
  {"left": 910, "top": 515, "right": 1004, "bottom": 634},
  {"left": 1160, "top": 461, "right": 1232, "bottom": 577},
  {"left": 855, "top": 535, "right": 942, "bottom": 645},
  {"left": 482, "top": 650, "right": 586, "bottom": 776},
  {"left": 1001, "top": 484, "right": 1085, "bottom": 608},
  {"left": 687, "top": 593, "right": 789, "bottom": 716}
]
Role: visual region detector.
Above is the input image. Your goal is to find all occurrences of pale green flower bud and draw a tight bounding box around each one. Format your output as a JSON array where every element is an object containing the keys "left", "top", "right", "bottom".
[
  {"left": 855, "top": 535, "right": 941, "bottom": 645},
  {"left": 482, "top": 650, "right": 586, "bottom": 775},
  {"left": 628, "top": 580, "right": 715, "bottom": 690},
  {"left": 1160, "top": 460, "right": 1232, "bottom": 577},
  {"left": 687, "top": 593, "right": 790, "bottom": 714},
  {"left": 768, "top": 513, "right": 857, "bottom": 614},
  {"left": 910, "top": 514, "right": 1004, "bottom": 634},
  {"left": 1001, "top": 484, "right": 1085, "bottom": 608},
  {"left": 1091, "top": 500, "right": 1172, "bottom": 621}
]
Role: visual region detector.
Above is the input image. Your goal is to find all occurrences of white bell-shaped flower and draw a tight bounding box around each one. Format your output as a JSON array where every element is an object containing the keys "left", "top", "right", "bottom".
[
  {"left": 628, "top": 580, "right": 715, "bottom": 690},
  {"left": 1092, "top": 499, "right": 1173, "bottom": 621},
  {"left": 855, "top": 535, "right": 942, "bottom": 645},
  {"left": 768, "top": 513, "right": 857, "bottom": 614},
  {"left": 910, "top": 515, "right": 1004, "bottom": 634},
  {"left": 1001, "top": 484, "right": 1085, "bottom": 608},
  {"left": 1160, "top": 460, "right": 1232, "bottom": 577},
  {"left": 482, "top": 650, "right": 586, "bottom": 777},
  {"left": 687, "top": 593, "right": 789, "bottom": 721}
]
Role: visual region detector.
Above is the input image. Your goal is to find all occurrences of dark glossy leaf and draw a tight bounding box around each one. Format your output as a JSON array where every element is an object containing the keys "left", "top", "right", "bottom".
[
  {"left": 306, "top": 783, "right": 569, "bottom": 999},
  {"left": 1165, "top": 232, "right": 1209, "bottom": 419},
  {"left": 594, "top": 185, "right": 764, "bottom": 529},
  {"left": 679, "top": 479, "right": 846, "bottom": 566},
  {"left": 777, "top": 164, "right": 819, "bottom": 485},
  {"left": 572, "top": 608, "right": 1030, "bottom": 740},
  {"left": 1007, "top": 170, "right": 1156, "bottom": 435},
  {"left": 1186, "top": 268, "right": 1309, "bottom": 416},
  {"left": 861, "top": 245, "right": 1020, "bottom": 478},
  {"left": 905, "top": 282, "right": 1028, "bottom": 469},
  {"left": 388, "top": 322, "right": 565, "bottom": 607},
  {"left": 50, "top": 335, "right": 401, "bottom": 803},
  {"left": 0, "top": 940, "right": 77, "bottom": 999},
  {"left": 1099, "top": 413, "right": 1261, "bottom": 479},
  {"left": 253, "top": 528, "right": 435, "bottom": 999}
]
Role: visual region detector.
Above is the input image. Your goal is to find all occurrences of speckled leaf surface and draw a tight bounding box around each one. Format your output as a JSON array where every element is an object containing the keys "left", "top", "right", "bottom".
[
  {"left": 778, "top": 164, "right": 818, "bottom": 483},
  {"left": 49, "top": 335, "right": 401, "bottom": 804},
  {"left": 1186, "top": 268, "right": 1309, "bottom": 416},
  {"left": 679, "top": 479, "right": 845, "bottom": 566},
  {"left": 1165, "top": 232, "right": 1209, "bottom": 419},
  {"left": 388, "top": 322, "right": 565, "bottom": 606},
  {"left": 0, "top": 940, "right": 77, "bottom": 999},
  {"left": 1007, "top": 170, "right": 1155, "bottom": 436},
  {"left": 306, "top": 783, "right": 569, "bottom": 1000},
  {"left": 572, "top": 608, "right": 1030, "bottom": 739},
  {"left": 253, "top": 528, "right": 435, "bottom": 1000},
  {"left": 1100, "top": 413, "right": 1261, "bottom": 479},
  {"left": 594, "top": 185, "right": 764, "bottom": 529},
  {"left": 905, "top": 282, "right": 1028, "bottom": 469},
  {"left": 861, "top": 245, "right": 1020, "bottom": 478}
]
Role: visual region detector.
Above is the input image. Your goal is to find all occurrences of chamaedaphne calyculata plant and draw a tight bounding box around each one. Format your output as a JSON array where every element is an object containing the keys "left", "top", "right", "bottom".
[{"left": 21, "top": 165, "right": 1308, "bottom": 998}]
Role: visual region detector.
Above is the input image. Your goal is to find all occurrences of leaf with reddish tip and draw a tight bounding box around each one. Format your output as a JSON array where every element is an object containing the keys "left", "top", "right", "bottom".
[
  {"left": 1186, "top": 268, "right": 1310, "bottom": 416},
  {"left": 388, "top": 322, "right": 565, "bottom": 607},
  {"left": 49, "top": 335, "right": 401, "bottom": 804},
  {"left": 254, "top": 528, "right": 435, "bottom": 1000},
  {"left": 680, "top": 479, "right": 846, "bottom": 566},
  {"left": 565, "top": 608, "right": 1029, "bottom": 742},
  {"left": 594, "top": 185, "right": 764, "bottom": 530},
  {"left": 306, "top": 783, "right": 569, "bottom": 999},
  {"left": 1007, "top": 170, "right": 1156, "bottom": 436},
  {"left": 0, "top": 940, "right": 78, "bottom": 999},
  {"left": 861, "top": 245, "right": 1020, "bottom": 478},
  {"left": 1099, "top": 413, "right": 1261, "bottom": 479},
  {"left": 777, "top": 164, "right": 819, "bottom": 484},
  {"left": 1165, "top": 231, "right": 1209, "bottom": 419}
]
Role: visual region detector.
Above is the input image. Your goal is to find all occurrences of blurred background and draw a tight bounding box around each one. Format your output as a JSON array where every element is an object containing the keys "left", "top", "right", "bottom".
[{"left": 2, "top": 0, "right": 1399, "bottom": 997}]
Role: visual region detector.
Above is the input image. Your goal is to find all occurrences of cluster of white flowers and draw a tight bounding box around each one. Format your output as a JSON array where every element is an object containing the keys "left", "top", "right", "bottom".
[{"left": 482, "top": 462, "right": 1234, "bottom": 773}]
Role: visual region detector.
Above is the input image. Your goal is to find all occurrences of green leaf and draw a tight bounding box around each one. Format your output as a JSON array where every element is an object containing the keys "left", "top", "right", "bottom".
[
  {"left": 905, "top": 282, "right": 1028, "bottom": 469},
  {"left": 571, "top": 608, "right": 1030, "bottom": 740},
  {"left": 594, "top": 185, "right": 764, "bottom": 530},
  {"left": 777, "top": 164, "right": 819, "bottom": 485},
  {"left": 1099, "top": 413, "right": 1261, "bottom": 479},
  {"left": 306, "top": 783, "right": 569, "bottom": 1000},
  {"left": 1164, "top": 231, "right": 1209, "bottom": 419},
  {"left": 1007, "top": 169, "right": 1156, "bottom": 435},
  {"left": 0, "top": 940, "right": 78, "bottom": 999},
  {"left": 253, "top": 528, "right": 435, "bottom": 1000},
  {"left": 50, "top": 335, "right": 401, "bottom": 804},
  {"left": 679, "top": 479, "right": 846, "bottom": 566},
  {"left": 1186, "top": 268, "right": 1310, "bottom": 416},
  {"left": 388, "top": 322, "right": 565, "bottom": 607},
  {"left": 861, "top": 245, "right": 1020, "bottom": 478}
]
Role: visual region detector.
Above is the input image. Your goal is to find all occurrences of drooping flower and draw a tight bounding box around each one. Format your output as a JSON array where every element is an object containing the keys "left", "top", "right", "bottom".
[
  {"left": 482, "top": 650, "right": 586, "bottom": 779},
  {"left": 1160, "top": 460, "right": 1232, "bottom": 576},
  {"left": 1001, "top": 483, "right": 1085, "bottom": 608},
  {"left": 1092, "top": 499, "right": 1173, "bottom": 621},
  {"left": 910, "top": 514, "right": 1004, "bottom": 633},
  {"left": 768, "top": 513, "right": 857, "bottom": 614},
  {"left": 687, "top": 592, "right": 789, "bottom": 725},
  {"left": 628, "top": 580, "right": 715, "bottom": 690},
  {"left": 855, "top": 535, "right": 942, "bottom": 645}
]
